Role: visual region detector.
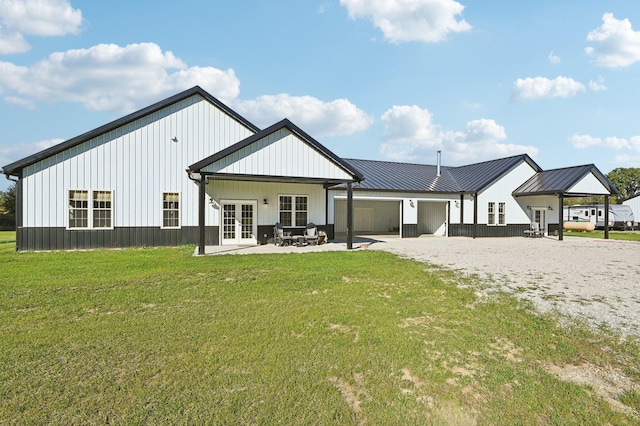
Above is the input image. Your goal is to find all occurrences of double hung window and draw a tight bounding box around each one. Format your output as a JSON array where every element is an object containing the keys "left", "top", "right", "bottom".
[
  {"left": 487, "top": 201, "right": 506, "bottom": 226},
  {"left": 68, "top": 190, "right": 112, "bottom": 229},
  {"left": 279, "top": 195, "right": 308, "bottom": 227},
  {"left": 162, "top": 192, "right": 180, "bottom": 228}
]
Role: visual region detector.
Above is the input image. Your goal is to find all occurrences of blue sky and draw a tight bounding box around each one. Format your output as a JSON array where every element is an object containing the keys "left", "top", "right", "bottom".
[{"left": 1, "top": 0, "right": 640, "bottom": 191}]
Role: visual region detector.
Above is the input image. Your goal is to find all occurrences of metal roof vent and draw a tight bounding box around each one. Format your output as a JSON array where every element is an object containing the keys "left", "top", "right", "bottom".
[{"left": 436, "top": 150, "right": 442, "bottom": 177}]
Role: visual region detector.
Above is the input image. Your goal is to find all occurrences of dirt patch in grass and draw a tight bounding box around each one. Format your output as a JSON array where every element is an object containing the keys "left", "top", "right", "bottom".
[{"left": 544, "top": 362, "right": 640, "bottom": 415}]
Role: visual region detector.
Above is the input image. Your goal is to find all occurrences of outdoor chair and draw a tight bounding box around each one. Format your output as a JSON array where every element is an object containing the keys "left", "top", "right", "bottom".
[
  {"left": 273, "top": 222, "right": 293, "bottom": 246},
  {"left": 304, "top": 223, "right": 319, "bottom": 245},
  {"left": 524, "top": 222, "right": 543, "bottom": 238}
]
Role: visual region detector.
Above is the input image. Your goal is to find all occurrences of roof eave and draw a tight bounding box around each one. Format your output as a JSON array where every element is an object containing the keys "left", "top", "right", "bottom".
[{"left": 2, "top": 86, "right": 260, "bottom": 175}]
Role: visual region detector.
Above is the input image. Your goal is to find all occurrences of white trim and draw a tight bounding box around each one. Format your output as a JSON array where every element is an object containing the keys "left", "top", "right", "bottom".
[
  {"left": 161, "top": 191, "right": 182, "bottom": 229},
  {"left": 278, "top": 193, "right": 309, "bottom": 227},
  {"left": 219, "top": 199, "right": 258, "bottom": 245},
  {"left": 66, "top": 188, "right": 115, "bottom": 230}
]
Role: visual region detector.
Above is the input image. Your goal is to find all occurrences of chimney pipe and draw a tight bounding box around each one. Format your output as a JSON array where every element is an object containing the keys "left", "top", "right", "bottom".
[{"left": 436, "top": 150, "right": 441, "bottom": 177}]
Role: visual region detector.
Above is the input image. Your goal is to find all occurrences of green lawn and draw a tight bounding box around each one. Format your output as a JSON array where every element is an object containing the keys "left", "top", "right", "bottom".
[
  {"left": 1, "top": 241, "right": 639, "bottom": 424},
  {"left": 564, "top": 230, "right": 640, "bottom": 241},
  {"left": 0, "top": 230, "right": 15, "bottom": 244}
]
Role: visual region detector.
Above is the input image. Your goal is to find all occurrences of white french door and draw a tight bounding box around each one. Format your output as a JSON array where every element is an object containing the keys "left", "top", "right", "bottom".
[
  {"left": 533, "top": 209, "right": 546, "bottom": 235},
  {"left": 221, "top": 200, "right": 257, "bottom": 245}
]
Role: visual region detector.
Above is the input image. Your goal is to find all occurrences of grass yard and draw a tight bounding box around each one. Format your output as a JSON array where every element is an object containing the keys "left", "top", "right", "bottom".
[
  {"left": 0, "top": 230, "right": 15, "bottom": 244},
  {"left": 564, "top": 230, "right": 640, "bottom": 241},
  {"left": 1, "top": 241, "right": 639, "bottom": 424}
]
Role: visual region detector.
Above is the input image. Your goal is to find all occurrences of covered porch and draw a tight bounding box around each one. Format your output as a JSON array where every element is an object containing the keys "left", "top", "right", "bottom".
[
  {"left": 513, "top": 164, "right": 621, "bottom": 240},
  {"left": 186, "top": 119, "right": 364, "bottom": 254}
]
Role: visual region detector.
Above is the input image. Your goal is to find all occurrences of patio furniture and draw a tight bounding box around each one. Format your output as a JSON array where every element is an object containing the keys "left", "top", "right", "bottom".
[
  {"left": 292, "top": 235, "right": 306, "bottom": 247},
  {"left": 273, "top": 222, "right": 293, "bottom": 246},
  {"left": 524, "top": 222, "right": 544, "bottom": 238},
  {"left": 304, "top": 223, "right": 319, "bottom": 245}
]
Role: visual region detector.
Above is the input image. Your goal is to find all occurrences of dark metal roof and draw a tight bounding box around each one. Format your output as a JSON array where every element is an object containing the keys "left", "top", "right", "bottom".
[
  {"left": 448, "top": 154, "right": 542, "bottom": 192},
  {"left": 2, "top": 86, "right": 260, "bottom": 177},
  {"left": 343, "top": 158, "right": 460, "bottom": 192},
  {"left": 344, "top": 154, "right": 540, "bottom": 193},
  {"left": 190, "top": 119, "right": 364, "bottom": 182},
  {"left": 513, "top": 164, "right": 620, "bottom": 196}
]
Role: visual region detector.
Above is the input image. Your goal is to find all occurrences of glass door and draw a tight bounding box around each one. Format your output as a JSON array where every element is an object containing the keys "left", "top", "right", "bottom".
[
  {"left": 533, "top": 209, "right": 546, "bottom": 236},
  {"left": 221, "top": 201, "right": 257, "bottom": 245}
]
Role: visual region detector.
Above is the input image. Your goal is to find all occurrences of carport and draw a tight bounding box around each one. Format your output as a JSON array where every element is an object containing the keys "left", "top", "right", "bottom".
[
  {"left": 334, "top": 198, "right": 401, "bottom": 236},
  {"left": 513, "top": 164, "right": 620, "bottom": 240}
]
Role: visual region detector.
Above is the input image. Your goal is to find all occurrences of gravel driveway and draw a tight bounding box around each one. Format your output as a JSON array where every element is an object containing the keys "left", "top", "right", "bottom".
[{"left": 370, "top": 236, "right": 640, "bottom": 339}]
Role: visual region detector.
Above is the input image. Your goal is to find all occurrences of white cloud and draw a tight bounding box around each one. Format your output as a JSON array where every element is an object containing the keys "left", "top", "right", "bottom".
[
  {"left": 570, "top": 134, "right": 640, "bottom": 153},
  {"left": 340, "top": 0, "right": 471, "bottom": 44},
  {"left": 0, "top": 138, "right": 62, "bottom": 168},
  {"left": 512, "top": 76, "right": 586, "bottom": 101},
  {"left": 588, "top": 76, "right": 607, "bottom": 92},
  {"left": 379, "top": 105, "right": 537, "bottom": 164},
  {"left": 586, "top": 13, "right": 640, "bottom": 68},
  {"left": 0, "top": 27, "right": 29, "bottom": 54},
  {"left": 0, "top": 0, "right": 82, "bottom": 54},
  {"left": 235, "top": 94, "right": 373, "bottom": 137},
  {"left": 0, "top": 42, "right": 240, "bottom": 112},
  {"left": 548, "top": 51, "right": 561, "bottom": 64}
]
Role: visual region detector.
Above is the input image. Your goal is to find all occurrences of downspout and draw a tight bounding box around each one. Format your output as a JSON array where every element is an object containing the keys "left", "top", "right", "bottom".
[
  {"left": 4, "top": 173, "right": 19, "bottom": 252},
  {"left": 186, "top": 169, "right": 206, "bottom": 255}
]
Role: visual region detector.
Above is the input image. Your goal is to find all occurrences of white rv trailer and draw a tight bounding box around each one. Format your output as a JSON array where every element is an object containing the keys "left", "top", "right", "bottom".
[{"left": 563, "top": 204, "right": 635, "bottom": 230}]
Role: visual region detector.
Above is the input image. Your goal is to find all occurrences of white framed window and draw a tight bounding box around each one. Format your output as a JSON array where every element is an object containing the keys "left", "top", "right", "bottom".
[
  {"left": 162, "top": 192, "right": 180, "bottom": 228},
  {"left": 498, "top": 202, "right": 506, "bottom": 225},
  {"left": 68, "top": 189, "right": 113, "bottom": 229},
  {"left": 93, "top": 191, "right": 112, "bottom": 228},
  {"left": 487, "top": 202, "right": 495, "bottom": 225},
  {"left": 69, "top": 190, "right": 89, "bottom": 228},
  {"left": 279, "top": 195, "right": 308, "bottom": 227}
]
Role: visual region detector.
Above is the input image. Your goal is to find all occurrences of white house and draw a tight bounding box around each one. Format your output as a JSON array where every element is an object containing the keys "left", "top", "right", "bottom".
[{"left": 2, "top": 86, "right": 619, "bottom": 252}]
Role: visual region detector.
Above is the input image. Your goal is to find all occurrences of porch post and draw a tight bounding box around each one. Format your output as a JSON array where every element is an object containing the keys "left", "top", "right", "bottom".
[
  {"left": 198, "top": 174, "right": 206, "bottom": 255},
  {"left": 604, "top": 195, "right": 610, "bottom": 240},
  {"left": 558, "top": 194, "right": 564, "bottom": 241},
  {"left": 472, "top": 192, "right": 478, "bottom": 239},
  {"left": 347, "top": 181, "right": 353, "bottom": 250}
]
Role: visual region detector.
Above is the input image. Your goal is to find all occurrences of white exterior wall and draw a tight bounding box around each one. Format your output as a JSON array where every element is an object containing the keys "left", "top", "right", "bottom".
[
  {"left": 208, "top": 180, "right": 326, "bottom": 227},
  {"left": 568, "top": 173, "right": 610, "bottom": 195},
  {"left": 476, "top": 161, "right": 537, "bottom": 224},
  {"left": 203, "top": 128, "right": 353, "bottom": 181},
  {"left": 20, "top": 95, "right": 255, "bottom": 228},
  {"left": 514, "top": 195, "right": 560, "bottom": 225}
]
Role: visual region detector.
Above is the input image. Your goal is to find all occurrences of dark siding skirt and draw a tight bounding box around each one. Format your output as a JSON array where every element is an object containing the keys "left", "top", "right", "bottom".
[{"left": 15, "top": 226, "right": 219, "bottom": 251}]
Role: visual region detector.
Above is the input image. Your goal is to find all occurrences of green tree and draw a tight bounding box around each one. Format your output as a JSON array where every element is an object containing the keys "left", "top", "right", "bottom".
[
  {"left": 0, "top": 184, "right": 16, "bottom": 215},
  {"left": 607, "top": 168, "right": 640, "bottom": 202},
  {"left": 0, "top": 184, "right": 16, "bottom": 230}
]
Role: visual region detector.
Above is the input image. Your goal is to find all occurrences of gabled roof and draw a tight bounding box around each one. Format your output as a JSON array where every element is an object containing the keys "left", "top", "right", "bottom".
[
  {"left": 448, "top": 154, "right": 541, "bottom": 192},
  {"left": 513, "top": 164, "right": 620, "bottom": 197},
  {"left": 343, "top": 159, "right": 460, "bottom": 192},
  {"left": 343, "top": 154, "right": 539, "bottom": 193},
  {"left": 2, "top": 86, "right": 260, "bottom": 177},
  {"left": 189, "top": 118, "right": 364, "bottom": 182}
]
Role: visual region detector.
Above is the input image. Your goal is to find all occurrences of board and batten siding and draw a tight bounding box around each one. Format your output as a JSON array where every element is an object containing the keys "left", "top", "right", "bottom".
[
  {"left": 20, "top": 94, "right": 256, "bottom": 229},
  {"left": 208, "top": 181, "right": 326, "bottom": 226},
  {"left": 476, "top": 161, "right": 537, "bottom": 224},
  {"left": 202, "top": 128, "right": 353, "bottom": 181},
  {"left": 567, "top": 172, "right": 611, "bottom": 195}
]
